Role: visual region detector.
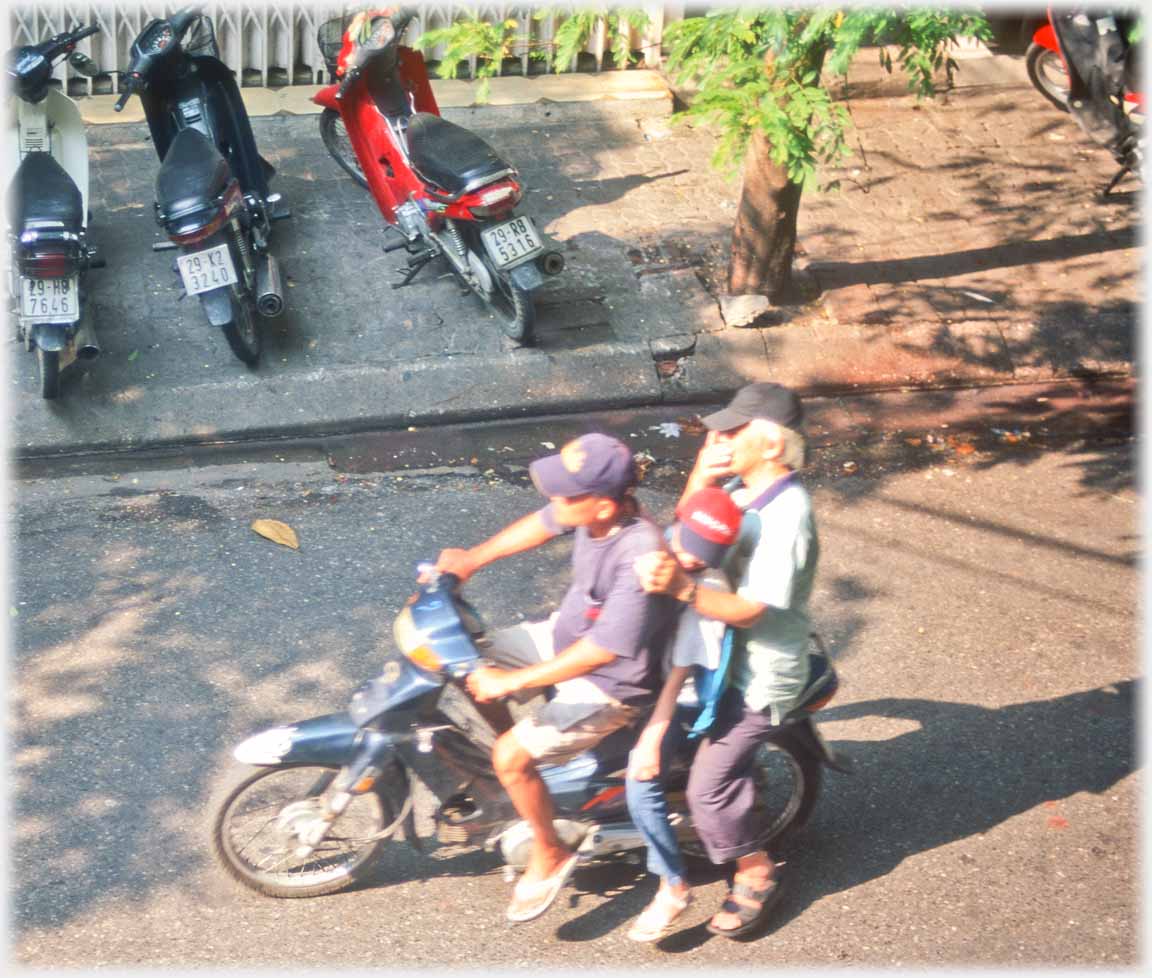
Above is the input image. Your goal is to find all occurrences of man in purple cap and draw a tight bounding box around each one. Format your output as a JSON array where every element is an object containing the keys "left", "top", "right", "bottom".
[
  {"left": 433, "top": 432, "right": 678, "bottom": 923},
  {"left": 634, "top": 381, "right": 819, "bottom": 939}
]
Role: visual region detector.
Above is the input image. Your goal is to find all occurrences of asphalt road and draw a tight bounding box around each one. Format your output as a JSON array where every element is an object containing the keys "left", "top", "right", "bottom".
[{"left": 10, "top": 398, "right": 1138, "bottom": 968}]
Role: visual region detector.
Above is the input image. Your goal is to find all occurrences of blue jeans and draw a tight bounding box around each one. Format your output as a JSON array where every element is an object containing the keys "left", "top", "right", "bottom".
[{"left": 624, "top": 707, "right": 692, "bottom": 886}]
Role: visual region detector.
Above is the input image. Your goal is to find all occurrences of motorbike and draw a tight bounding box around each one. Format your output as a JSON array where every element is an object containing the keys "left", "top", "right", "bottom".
[
  {"left": 210, "top": 567, "right": 848, "bottom": 899},
  {"left": 1025, "top": 7, "right": 1143, "bottom": 195},
  {"left": 6, "top": 23, "right": 106, "bottom": 398},
  {"left": 114, "top": 7, "right": 289, "bottom": 366},
  {"left": 312, "top": 7, "right": 565, "bottom": 346}
]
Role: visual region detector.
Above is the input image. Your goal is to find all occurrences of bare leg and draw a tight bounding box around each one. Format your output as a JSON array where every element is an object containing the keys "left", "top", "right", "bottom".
[{"left": 492, "top": 731, "right": 571, "bottom": 882}]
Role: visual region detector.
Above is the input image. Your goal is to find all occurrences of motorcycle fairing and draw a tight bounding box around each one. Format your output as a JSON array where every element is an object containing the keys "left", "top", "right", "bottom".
[
  {"left": 9, "top": 151, "right": 83, "bottom": 231},
  {"left": 348, "top": 652, "right": 443, "bottom": 726},
  {"left": 140, "top": 53, "right": 272, "bottom": 201},
  {"left": 405, "top": 113, "right": 515, "bottom": 197}
]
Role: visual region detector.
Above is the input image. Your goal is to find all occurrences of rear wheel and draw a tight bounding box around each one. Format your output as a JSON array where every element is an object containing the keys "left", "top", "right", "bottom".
[
  {"left": 462, "top": 225, "right": 536, "bottom": 345},
  {"left": 221, "top": 289, "right": 261, "bottom": 366},
  {"left": 1026, "top": 43, "right": 1071, "bottom": 112},
  {"left": 750, "top": 739, "right": 822, "bottom": 847},
  {"left": 211, "top": 763, "right": 405, "bottom": 899},
  {"left": 319, "top": 108, "right": 369, "bottom": 189},
  {"left": 37, "top": 347, "right": 60, "bottom": 399}
]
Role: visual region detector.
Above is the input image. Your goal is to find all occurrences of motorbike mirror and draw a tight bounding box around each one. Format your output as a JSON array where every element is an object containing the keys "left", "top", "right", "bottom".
[{"left": 68, "top": 51, "right": 99, "bottom": 76}]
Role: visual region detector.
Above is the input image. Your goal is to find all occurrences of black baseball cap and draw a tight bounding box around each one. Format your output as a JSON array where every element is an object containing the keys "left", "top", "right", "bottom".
[
  {"left": 529, "top": 433, "right": 637, "bottom": 499},
  {"left": 702, "top": 382, "right": 805, "bottom": 432}
]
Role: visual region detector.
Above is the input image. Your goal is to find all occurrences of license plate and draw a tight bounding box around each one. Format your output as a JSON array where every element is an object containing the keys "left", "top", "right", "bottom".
[
  {"left": 21, "top": 276, "right": 80, "bottom": 323},
  {"left": 177, "top": 242, "right": 239, "bottom": 296},
  {"left": 481, "top": 216, "right": 543, "bottom": 270}
]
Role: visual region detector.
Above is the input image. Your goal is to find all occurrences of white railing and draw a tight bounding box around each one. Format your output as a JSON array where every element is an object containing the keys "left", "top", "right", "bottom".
[{"left": 7, "top": 2, "right": 676, "bottom": 97}]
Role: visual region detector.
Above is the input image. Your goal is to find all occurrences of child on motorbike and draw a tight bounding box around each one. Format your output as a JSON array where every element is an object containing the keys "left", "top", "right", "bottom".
[{"left": 623, "top": 487, "right": 743, "bottom": 941}]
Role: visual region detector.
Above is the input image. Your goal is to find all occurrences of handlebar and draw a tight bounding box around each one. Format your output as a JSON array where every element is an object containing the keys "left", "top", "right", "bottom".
[
  {"left": 70, "top": 25, "right": 100, "bottom": 44},
  {"left": 113, "top": 75, "right": 137, "bottom": 112},
  {"left": 335, "top": 64, "right": 360, "bottom": 100}
]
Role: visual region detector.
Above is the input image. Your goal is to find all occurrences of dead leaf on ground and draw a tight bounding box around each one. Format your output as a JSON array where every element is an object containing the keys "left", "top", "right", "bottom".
[
  {"left": 954, "top": 443, "right": 976, "bottom": 456},
  {"left": 676, "top": 416, "right": 707, "bottom": 436},
  {"left": 251, "top": 519, "right": 300, "bottom": 550}
]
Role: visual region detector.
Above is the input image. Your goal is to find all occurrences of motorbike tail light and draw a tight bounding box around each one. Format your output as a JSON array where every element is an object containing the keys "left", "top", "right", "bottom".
[
  {"left": 468, "top": 181, "right": 522, "bottom": 218},
  {"left": 166, "top": 182, "right": 242, "bottom": 246},
  {"left": 19, "top": 247, "right": 74, "bottom": 278}
]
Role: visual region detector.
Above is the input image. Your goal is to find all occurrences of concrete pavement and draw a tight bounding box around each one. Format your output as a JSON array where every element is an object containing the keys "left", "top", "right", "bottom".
[{"left": 10, "top": 50, "right": 1139, "bottom": 456}]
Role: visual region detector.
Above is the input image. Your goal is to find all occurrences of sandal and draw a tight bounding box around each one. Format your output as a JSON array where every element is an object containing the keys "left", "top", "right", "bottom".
[
  {"left": 505, "top": 853, "right": 579, "bottom": 923},
  {"left": 705, "top": 875, "right": 782, "bottom": 939},
  {"left": 626, "top": 888, "right": 693, "bottom": 942}
]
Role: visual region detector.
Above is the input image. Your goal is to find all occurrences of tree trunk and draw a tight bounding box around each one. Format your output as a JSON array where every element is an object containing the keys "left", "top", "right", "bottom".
[{"left": 727, "top": 128, "right": 804, "bottom": 302}]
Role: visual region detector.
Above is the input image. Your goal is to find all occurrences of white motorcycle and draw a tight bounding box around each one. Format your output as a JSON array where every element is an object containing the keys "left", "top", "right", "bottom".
[{"left": 6, "top": 24, "right": 104, "bottom": 398}]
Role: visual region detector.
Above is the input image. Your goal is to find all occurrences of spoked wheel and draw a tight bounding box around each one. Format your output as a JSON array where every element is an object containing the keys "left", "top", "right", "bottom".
[
  {"left": 749, "top": 739, "right": 821, "bottom": 848},
  {"left": 461, "top": 226, "right": 536, "bottom": 345},
  {"left": 37, "top": 347, "right": 61, "bottom": 399},
  {"left": 1026, "top": 43, "right": 1071, "bottom": 112},
  {"left": 221, "top": 289, "right": 262, "bottom": 366},
  {"left": 319, "top": 108, "right": 369, "bottom": 190},
  {"left": 211, "top": 763, "right": 403, "bottom": 899}
]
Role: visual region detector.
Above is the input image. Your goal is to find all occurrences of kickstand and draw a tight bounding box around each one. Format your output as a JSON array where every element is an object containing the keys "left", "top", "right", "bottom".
[
  {"left": 392, "top": 252, "right": 435, "bottom": 289},
  {"left": 1101, "top": 163, "right": 1131, "bottom": 198}
]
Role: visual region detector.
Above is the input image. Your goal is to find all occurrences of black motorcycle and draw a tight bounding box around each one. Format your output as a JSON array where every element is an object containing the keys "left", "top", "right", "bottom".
[
  {"left": 6, "top": 23, "right": 105, "bottom": 398},
  {"left": 114, "top": 7, "right": 289, "bottom": 366},
  {"left": 210, "top": 568, "right": 848, "bottom": 899}
]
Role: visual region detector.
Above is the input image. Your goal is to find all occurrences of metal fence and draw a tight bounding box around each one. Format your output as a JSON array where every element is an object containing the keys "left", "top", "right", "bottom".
[{"left": 7, "top": 3, "right": 680, "bottom": 97}]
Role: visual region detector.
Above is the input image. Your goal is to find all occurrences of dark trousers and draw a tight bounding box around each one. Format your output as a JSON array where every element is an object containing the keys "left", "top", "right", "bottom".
[{"left": 686, "top": 686, "right": 779, "bottom": 864}]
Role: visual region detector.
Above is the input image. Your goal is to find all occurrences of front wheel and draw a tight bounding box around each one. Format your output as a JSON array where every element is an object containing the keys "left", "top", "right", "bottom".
[
  {"left": 37, "top": 347, "right": 61, "bottom": 399},
  {"left": 1026, "top": 42, "right": 1071, "bottom": 113},
  {"left": 211, "top": 763, "right": 405, "bottom": 899},
  {"left": 319, "top": 108, "right": 369, "bottom": 190},
  {"left": 221, "top": 288, "right": 261, "bottom": 366}
]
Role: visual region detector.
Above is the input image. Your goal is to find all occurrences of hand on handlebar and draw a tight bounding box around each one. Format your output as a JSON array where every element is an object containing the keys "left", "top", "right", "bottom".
[{"left": 465, "top": 665, "right": 516, "bottom": 703}]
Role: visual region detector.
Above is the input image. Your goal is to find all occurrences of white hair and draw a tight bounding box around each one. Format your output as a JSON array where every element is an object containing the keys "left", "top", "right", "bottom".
[{"left": 749, "top": 418, "right": 807, "bottom": 470}]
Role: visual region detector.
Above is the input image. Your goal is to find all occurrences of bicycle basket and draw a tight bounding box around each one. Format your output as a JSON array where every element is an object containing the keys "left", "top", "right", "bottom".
[
  {"left": 318, "top": 15, "right": 353, "bottom": 76},
  {"left": 183, "top": 15, "right": 220, "bottom": 60}
]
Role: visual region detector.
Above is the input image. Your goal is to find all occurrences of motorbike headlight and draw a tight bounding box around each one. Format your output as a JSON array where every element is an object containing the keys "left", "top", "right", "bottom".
[{"left": 392, "top": 606, "right": 443, "bottom": 672}]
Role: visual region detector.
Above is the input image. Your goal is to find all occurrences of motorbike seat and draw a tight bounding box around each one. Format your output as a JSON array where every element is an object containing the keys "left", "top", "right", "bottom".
[
  {"left": 156, "top": 127, "right": 233, "bottom": 221},
  {"left": 9, "top": 152, "right": 83, "bottom": 232},
  {"left": 405, "top": 112, "right": 514, "bottom": 196}
]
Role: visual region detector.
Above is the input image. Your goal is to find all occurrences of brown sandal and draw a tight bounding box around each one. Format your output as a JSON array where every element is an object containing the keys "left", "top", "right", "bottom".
[{"left": 706, "top": 877, "right": 782, "bottom": 938}]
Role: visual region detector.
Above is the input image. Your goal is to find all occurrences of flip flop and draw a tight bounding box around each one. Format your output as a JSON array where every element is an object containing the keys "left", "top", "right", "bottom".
[
  {"left": 705, "top": 875, "right": 782, "bottom": 939},
  {"left": 506, "top": 853, "right": 580, "bottom": 923},
  {"left": 626, "top": 888, "right": 693, "bottom": 942}
]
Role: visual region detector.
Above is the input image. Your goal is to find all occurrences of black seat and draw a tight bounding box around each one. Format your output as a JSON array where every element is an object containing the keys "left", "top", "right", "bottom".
[
  {"left": 405, "top": 112, "right": 512, "bottom": 196},
  {"left": 8, "top": 152, "right": 83, "bottom": 232},
  {"left": 155, "top": 127, "right": 232, "bottom": 220}
]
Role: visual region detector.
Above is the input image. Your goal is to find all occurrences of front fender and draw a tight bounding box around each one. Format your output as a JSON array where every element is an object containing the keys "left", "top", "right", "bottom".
[
  {"left": 233, "top": 712, "right": 361, "bottom": 766},
  {"left": 312, "top": 83, "right": 340, "bottom": 111},
  {"left": 1033, "top": 23, "right": 1058, "bottom": 51}
]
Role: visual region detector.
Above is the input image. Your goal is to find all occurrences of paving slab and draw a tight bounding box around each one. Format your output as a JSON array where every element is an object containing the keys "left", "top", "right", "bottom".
[{"left": 9, "top": 51, "right": 1139, "bottom": 457}]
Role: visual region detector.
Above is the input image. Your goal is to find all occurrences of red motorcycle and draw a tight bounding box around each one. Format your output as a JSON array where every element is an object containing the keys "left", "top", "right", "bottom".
[
  {"left": 311, "top": 8, "right": 564, "bottom": 345},
  {"left": 1025, "top": 7, "right": 1143, "bottom": 193}
]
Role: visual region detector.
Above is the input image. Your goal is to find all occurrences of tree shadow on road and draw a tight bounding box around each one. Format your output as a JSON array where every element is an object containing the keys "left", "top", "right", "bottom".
[{"left": 565, "top": 678, "right": 1136, "bottom": 951}]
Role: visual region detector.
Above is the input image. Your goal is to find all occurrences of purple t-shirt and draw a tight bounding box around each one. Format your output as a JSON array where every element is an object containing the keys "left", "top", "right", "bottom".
[{"left": 540, "top": 504, "right": 678, "bottom": 706}]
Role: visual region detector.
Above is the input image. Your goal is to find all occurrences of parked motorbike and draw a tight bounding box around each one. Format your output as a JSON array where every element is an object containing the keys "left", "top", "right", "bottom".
[
  {"left": 312, "top": 8, "right": 564, "bottom": 346},
  {"left": 6, "top": 23, "right": 106, "bottom": 398},
  {"left": 210, "top": 567, "right": 848, "bottom": 899},
  {"left": 1026, "top": 7, "right": 1143, "bottom": 195},
  {"left": 114, "top": 7, "right": 289, "bottom": 366}
]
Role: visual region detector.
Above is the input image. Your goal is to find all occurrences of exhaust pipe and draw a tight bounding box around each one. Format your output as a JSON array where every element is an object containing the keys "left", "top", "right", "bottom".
[
  {"left": 539, "top": 250, "right": 565, "bottom": 275},
  {"left": 73, "top": 316, "right": 100, "bottom": 361},
  {"left": 255, "top": 252, "right": 285, "bottom": 317}
]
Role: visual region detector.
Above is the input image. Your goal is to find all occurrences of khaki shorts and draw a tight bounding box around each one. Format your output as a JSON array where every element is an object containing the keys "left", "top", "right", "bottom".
[{"left": 487, "top": 618, "right": 642, "bottom": 766}]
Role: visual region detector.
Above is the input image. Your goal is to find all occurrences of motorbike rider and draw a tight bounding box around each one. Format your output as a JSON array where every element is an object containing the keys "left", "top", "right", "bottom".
[
  {"left": 634, "top": 381, "right": 820, "bottom": 938},
  {"left": 432, "top": 432, "right": 678, "bottom": 923},
  {"left": 623, "top": 486, "right": 744, "bottom": 942}
]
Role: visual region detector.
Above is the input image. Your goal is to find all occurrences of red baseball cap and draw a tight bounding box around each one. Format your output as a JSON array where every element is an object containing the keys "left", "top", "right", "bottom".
[{"left": 674, "top": 487, "right": 743, "bottom": 567}]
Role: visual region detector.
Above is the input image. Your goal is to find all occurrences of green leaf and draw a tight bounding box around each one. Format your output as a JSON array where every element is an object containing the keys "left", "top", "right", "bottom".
[{"left": 128, "top": 349, "right": 139, "bottom": 362}]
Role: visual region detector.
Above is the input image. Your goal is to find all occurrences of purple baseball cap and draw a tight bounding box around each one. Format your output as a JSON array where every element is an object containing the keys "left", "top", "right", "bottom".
[{"left": 529, "top": 433, "right": 637, "bottom": 499}]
